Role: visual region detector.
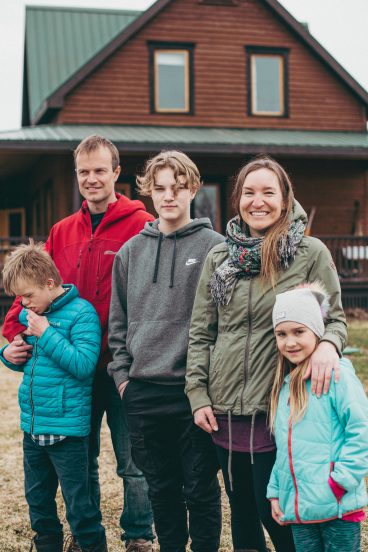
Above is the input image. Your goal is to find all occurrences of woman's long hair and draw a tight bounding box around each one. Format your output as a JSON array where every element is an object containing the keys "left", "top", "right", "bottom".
[
  {"left": 269, "top": 339, "right": 319, "bottom": 431},
  {"left": 231, "top": 156, "right": 295, "bottom": 287}
]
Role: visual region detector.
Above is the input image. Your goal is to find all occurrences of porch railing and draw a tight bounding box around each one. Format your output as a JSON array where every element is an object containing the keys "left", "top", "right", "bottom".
[
  {"left": 317, "top": 235, "right": 368, "bottom": 281},
  {"left": 317, "top": 235, "right": 368, "bottom": 309}
]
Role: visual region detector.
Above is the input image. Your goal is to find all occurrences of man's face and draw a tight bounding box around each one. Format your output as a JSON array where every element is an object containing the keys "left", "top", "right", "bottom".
[
  {"left": 151, "top": 167, "right": 195, "bottom": 231},
  {"left": 75, "top": 146, "right": 121, "bottom": 212},
  {"left": 14, "top": 279, "right": 54, "bottom": 315}
]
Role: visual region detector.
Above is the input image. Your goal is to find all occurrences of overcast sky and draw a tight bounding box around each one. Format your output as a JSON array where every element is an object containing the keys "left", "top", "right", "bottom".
[{"left": 0, "top": 0, "right": 367, "bottom": 132}]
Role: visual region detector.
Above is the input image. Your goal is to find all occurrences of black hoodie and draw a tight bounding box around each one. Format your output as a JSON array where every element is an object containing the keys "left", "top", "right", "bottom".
[{"left": 108, "top": 218, "right": 224, "bottom": 388}]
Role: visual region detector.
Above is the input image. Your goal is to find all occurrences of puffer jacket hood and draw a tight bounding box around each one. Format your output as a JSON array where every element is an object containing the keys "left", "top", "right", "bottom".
[
  {"left": 267, "top": 358, "right": 368, "bottom": 523},
  {"left": 1, "top": 284, "right": 101, "bottom": 436}
]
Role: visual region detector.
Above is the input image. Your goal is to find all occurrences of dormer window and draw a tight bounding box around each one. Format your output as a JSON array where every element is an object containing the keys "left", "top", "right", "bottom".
[
  {"left": 246, "top": 46, "right": 289, "bottom": 117},
  {"left": 149, "top": 42, "right": 195, "bottom": 114}
]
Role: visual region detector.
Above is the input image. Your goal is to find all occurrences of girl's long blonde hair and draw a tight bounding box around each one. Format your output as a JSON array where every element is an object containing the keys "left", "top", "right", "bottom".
[{"left": 269, "top": 345, "right": 318, "bottom": 431}]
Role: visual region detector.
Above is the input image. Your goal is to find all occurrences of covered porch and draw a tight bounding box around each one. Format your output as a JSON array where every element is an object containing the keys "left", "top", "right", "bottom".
[{"left": 0, "top": 124, "right": 368, "bottom": 318}]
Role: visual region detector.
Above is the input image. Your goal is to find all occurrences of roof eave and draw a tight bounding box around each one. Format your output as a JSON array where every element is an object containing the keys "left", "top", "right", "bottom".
[
  {"left": 263, "top": 0, "right": 368, "bottom": 106},
  {"left": 0, "top": 140, "right": 367, "bottom": 159},
  {"left": 31, "top": 0, "right": 173, "bottom": 125}
]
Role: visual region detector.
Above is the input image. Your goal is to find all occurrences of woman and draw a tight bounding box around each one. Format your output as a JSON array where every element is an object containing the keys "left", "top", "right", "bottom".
[{"left": 185, "top": 157, "right": 347, "bottom": 552}]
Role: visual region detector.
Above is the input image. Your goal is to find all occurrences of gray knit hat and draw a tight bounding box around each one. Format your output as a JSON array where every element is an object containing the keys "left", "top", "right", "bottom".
[{"left": 272, "top": 283, "right": 329, "bottom": 338}]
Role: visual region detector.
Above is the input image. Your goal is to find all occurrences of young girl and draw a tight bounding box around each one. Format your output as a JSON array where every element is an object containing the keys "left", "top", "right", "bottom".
[{"left": 268, "top": 284, "right": 368, "bottom": 552}]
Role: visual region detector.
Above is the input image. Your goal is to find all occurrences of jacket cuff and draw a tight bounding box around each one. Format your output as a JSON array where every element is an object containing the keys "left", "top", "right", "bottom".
[
  {"left": 0, "top": 345, "right": 14, "bottom": 368},
  {"left": 3, "top": 322, "right": 27, "bottom": 343},
  {"left": 110, "top": 367, "right": 129, "bottom": 390},
  {"left": 321, "top": 332, "right": 342, "bottom": 357},
  {"left": 185, "top": 387, "right": 212, "bottom": 414},
  {"left": 266, "top": 486, "right": 279, "bottom": 500}
]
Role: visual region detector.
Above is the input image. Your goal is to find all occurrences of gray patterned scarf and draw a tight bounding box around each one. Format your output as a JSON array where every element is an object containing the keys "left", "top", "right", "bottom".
[{"left": 210, "top": 216, "right": 306, "bottom": 306}]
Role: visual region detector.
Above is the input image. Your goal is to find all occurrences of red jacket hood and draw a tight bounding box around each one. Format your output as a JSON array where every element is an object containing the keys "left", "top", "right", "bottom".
[{"left": 81, "top": 193, "right": 148, "bottom": 221}]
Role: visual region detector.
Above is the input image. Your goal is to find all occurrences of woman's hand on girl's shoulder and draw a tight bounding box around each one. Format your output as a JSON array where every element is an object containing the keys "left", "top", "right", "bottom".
[
  {"left": 304, "top": 341, "right": 340, "bottom": 397},
  {"left": 194, "top": 406, "right": 218, "bottom": 433}
]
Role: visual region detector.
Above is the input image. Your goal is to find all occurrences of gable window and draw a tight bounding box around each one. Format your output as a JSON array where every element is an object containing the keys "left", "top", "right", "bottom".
[
  {"left": 246, "top": 47, "right": 289, "bottom": 117},
  {"left": 149, "top": 42, "right": 195, "bottom": 114}
]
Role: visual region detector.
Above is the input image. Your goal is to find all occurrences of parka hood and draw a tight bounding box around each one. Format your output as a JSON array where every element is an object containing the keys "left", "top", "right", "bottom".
[{"left": 290, "top": 200, "right": 308, "bottom": 225}]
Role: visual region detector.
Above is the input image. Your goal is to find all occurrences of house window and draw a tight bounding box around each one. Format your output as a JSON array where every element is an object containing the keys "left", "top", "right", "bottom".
[
  {"left": 149, "top": 42, "right": 195, "bottom": 114},
  {"left": 246, "top": 47, "right": 289, "bottom": 117}
]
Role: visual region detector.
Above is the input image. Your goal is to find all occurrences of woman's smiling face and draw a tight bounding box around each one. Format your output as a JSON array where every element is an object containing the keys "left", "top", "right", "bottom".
[{"left": 239, "top": 168, "right": 284, "bottom": 237}]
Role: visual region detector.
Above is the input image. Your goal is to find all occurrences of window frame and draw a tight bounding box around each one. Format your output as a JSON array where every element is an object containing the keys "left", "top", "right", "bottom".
[
  {"left": 245, "top": 46, "right": 289, "bottom": 118},
  {"left": 148, "top": 41, "right": 195, "bottom": 115}
]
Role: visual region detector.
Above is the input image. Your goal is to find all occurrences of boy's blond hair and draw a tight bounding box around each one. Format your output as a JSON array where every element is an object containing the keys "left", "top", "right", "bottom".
[
  {"left": 136, "top": 150, "right": 202, "bottom": 196},
  {"left": 2, "top": 240, "right": 62, "bottom": 295}
]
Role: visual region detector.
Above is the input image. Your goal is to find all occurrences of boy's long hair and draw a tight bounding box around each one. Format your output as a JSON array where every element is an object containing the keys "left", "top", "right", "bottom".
[
  {"left": 136, "top": 150, "right": 202, "bottom": 196},
  {"left": 2, "top": 239, "right": 62, "bottom": 295},
  {"left": 269, "top": 345, "right": 318, "bottom": 431},
  {"left": 231, "top": 156, "right": 295, "bottom": 288}
]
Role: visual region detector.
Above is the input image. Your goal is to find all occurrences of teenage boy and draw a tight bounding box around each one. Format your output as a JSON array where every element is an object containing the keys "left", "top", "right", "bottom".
[
  {"left": 2, "top": 135, "right": 154, "bottom": 552},
  {"left": 0, "top": 241, "right": 106, "bottom": 552},
  {"left": 108, "top": 151, "right": 224, "bottom": 552}
]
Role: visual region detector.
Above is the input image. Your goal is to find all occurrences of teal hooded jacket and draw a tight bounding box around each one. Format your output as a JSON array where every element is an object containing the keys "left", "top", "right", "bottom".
[
  {"left": 267, "top": 357, "right": 368, "bottom": 523},
  {"left": 0, "top": 285, "right": 101, "bottom": 436}
]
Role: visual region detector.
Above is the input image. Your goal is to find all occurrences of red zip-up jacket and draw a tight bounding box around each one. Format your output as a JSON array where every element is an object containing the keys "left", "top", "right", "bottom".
[{"left": 2, "top": 194, "right": 154, "bottom": 369}]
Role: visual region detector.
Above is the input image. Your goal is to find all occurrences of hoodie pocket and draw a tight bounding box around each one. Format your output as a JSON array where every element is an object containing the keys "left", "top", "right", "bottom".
[{"left": 126, "top": 322, "right": 138, "bottom": 354}]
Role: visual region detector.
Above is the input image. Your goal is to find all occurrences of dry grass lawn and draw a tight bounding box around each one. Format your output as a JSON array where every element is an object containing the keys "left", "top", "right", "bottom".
[{"left": 0, "top": 325, "right": 367, "bottom": 551}]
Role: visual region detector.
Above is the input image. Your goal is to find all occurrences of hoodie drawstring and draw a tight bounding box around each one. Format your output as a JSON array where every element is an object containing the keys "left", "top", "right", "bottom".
[
  {"left": 152, "top": 233, "right": 163, "bottom": 283},
  {"left": 169, "top": 234, "right": 177, "bottom": 288},
  {"left": 227, "top": 410, "right": 234, "bottom": 492}
]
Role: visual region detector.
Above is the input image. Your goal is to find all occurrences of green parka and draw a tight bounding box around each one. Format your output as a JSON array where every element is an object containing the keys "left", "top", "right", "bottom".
[{"left": 185, "top": 202, "right": 347, "bottom": 416}]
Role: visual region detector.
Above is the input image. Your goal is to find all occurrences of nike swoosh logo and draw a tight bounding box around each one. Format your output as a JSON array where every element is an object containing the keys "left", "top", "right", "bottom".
[{"left": 185, "top": 259, "right": 199, "bottom": 266}]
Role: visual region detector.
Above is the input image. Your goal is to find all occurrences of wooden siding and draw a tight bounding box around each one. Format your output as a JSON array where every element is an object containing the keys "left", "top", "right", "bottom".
[
  {"left": 286, "top": 159, "right": 368, "bottom": 235},
  {"left": 56, "top": 0, "right": 366, "bottom": 131}
]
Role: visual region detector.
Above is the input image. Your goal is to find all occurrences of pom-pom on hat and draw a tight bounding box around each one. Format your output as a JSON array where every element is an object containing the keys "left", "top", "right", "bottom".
[{"left": 272, "top": 282, "right": 329, "bottom": 339}]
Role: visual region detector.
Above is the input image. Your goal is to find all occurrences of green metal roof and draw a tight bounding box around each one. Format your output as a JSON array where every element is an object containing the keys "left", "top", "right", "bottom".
[
  {"left": 0, "top": 125, "right": 367, "bottom": 157},
  {"left": 24, "top": 6, "right": 141, "bottom": 125}
]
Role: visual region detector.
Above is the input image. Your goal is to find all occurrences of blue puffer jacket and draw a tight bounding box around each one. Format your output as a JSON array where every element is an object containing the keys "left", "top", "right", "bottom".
[
  {"left": 0, "top": 285, "right": 101, "bottom": 436},
  {"left": 267, "top": 357, "right": 368, "bottom": 523}
]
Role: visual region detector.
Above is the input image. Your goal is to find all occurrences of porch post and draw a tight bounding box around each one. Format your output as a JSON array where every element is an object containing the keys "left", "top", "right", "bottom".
[{"left": 72, "top": 171, "right": 82, "bottom": 212}]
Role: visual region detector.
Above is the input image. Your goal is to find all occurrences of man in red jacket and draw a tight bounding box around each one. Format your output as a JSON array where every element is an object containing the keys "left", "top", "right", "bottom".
[{"left": 2, "top": 135, "right": 154, "bottom": 552}]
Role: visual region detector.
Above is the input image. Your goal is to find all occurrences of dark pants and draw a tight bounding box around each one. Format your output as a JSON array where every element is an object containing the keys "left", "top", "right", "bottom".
[
  {"left": 216, "top": 446, "right": 295, "bottom": 552},
  {"left": 292, "top": 519, "right": 361, "bottom": 552},
  {"left": 124, "top": 380, "right": 221, "bottom": 552},
  {"left": 23, "top": 432, "right": 105, "bottom": 548},
  {"left": 89, "top": 370, "right": 153, "bottom": 541}
]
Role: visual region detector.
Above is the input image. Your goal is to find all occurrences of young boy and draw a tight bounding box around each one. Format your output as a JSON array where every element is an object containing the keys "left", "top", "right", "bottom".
[
  {"left": 108, "top": 151, "right": 224, "bottom": 552},
  {"left": 0, "top": 241, "right": 107, "bottom": 552}
]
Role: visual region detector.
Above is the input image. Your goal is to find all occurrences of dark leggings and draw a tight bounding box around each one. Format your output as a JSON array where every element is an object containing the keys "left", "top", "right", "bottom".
[{"left": 216, "top": 446, "right": 295, "bottom": 552}]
